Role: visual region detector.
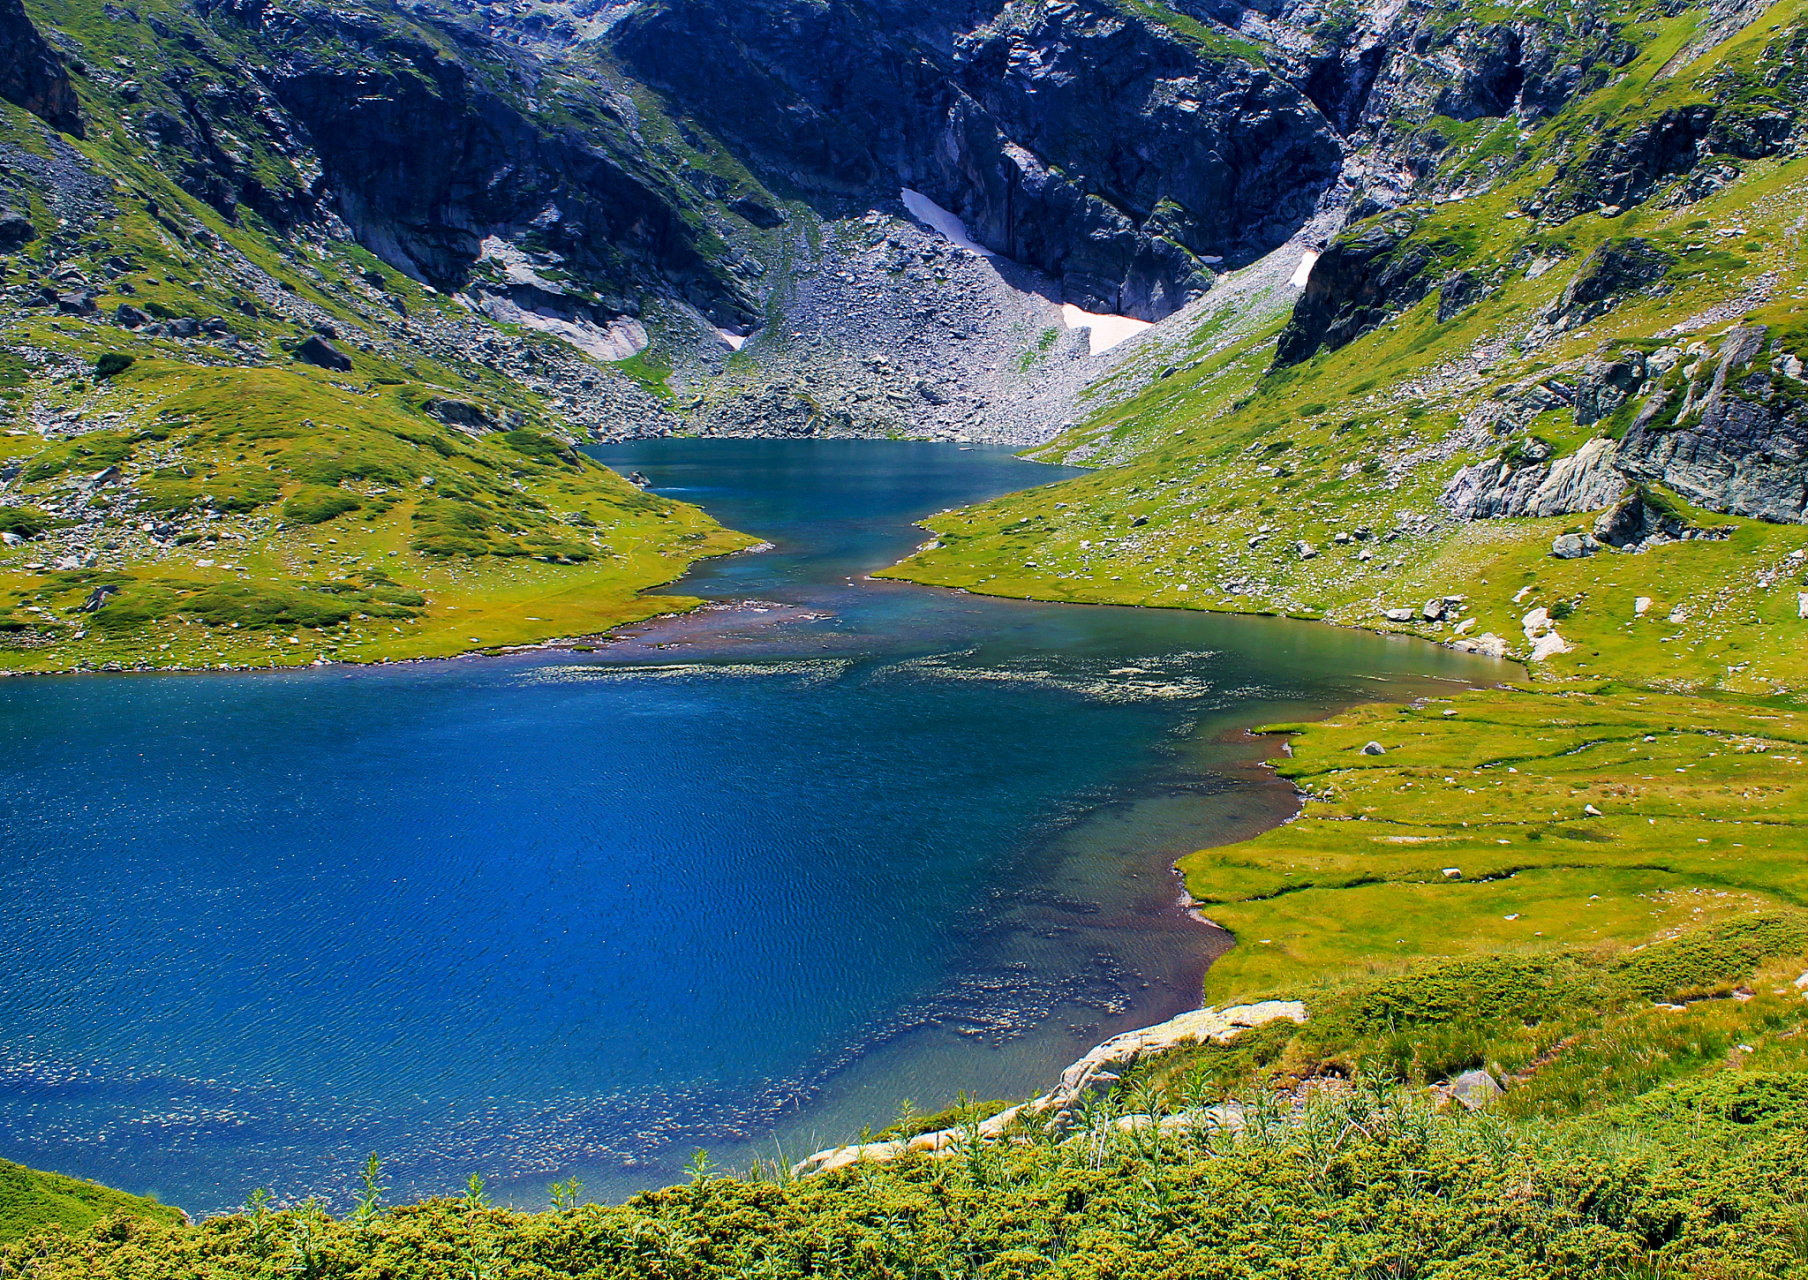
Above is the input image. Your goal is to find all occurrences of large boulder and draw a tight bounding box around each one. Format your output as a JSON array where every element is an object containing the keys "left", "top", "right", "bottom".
[
  {"left": 294, "top": 334, "right": 353, "bottom": 371},
  {"left": 1546, "top": 238, "right": 1674, "bottom": 329},
  {"left": 1448, "top": 1069, "right": 1504, "bottom": 1109},
  {"left": 0, "top": 208, "right": 35, "bottom": 250}
]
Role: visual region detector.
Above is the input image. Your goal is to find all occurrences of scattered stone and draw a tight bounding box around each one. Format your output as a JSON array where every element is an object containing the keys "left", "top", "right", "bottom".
[
  {"left": 1529, "top": 632, "right": 1571, "bottom": 661},
  {"left": 1551, "top": 531, "right": 1597, "bottom": 559},
  {"left": 1584, "top": 803, "right": 1603, "bottom": 816},
  {"left": 1450, "top": 632, "right": 1508, "bottom": 657},
  {"left": 1635, "top": 596, "right": 1652, "bottom": 616},
  {"left": 1384, "top": 607, "right": 1416, "bottom": 621},
  {"left": 1448, "top": 1070, "right": 1504, "bottom": 1110},
  {"left": 1441, "top": 867, "right": 1462, "bottom": 879},
  {"left": 1361, "top": 741, "right": 1387, "bottom": 756},
  {"left": 295, "top": 334, "right": 353, "bottom": 370}
]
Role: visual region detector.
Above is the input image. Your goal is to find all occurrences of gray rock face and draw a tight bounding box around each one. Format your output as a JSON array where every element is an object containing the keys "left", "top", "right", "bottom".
[
  {"left": 1272, "top": 212, "right": 1435, "bottom": 365},
  {"left": 1442, "top": 437, "right": 1626, "bottom": 520},
  {"left": 1436, "top": 270, "right": 1486, "bottom": 323},
  {"left": 614, "top": 0, "right": 1341, "bottom": 321},
  {"left": 0, "top": 0, "right": 82, "bottom": 136},
  {"left": 1616, "top": 325, "right": 1808, "bottom": 523},
  {"left": 1546, "top": 238, "right": 1674, "bottom": 328},
  {"left": 1575, "top": 351, "right": 1648, "bottom": 426},
  {"left": 1446, "top": 325, "right": 1808, "bottom": 531},
  {"left": 162, "top": 0, "right": 759, "bottom": 332},
  {"left": 1541, "top": 98, "right": 1799, "bottom": 222}
]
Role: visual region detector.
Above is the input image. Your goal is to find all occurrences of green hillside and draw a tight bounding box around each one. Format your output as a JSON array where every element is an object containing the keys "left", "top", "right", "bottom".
[{"left": 0, "top": 1156, "right": 182, "bottom": 1242}]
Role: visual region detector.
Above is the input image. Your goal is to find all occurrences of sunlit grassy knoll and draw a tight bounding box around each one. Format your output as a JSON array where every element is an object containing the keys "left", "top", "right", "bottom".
[
  {"left": 0, "top": 1158, "right": 182, "bottom": 1242},
  {"left": 0, "top": 362, "right": 756, "bottom": 672}
]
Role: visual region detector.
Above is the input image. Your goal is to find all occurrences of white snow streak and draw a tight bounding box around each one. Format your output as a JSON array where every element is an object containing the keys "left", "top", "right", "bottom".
[
  {"left": 1060, "top": 304, "right": 1152, "bottom": 355},
  {"left": 900, "top": 189, "right": 995, "bottom": 257}
]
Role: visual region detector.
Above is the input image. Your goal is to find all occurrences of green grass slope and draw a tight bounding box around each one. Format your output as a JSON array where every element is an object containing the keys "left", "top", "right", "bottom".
[
  {"left": 0, "top": 0, "right": 769, "bottom": 671},
  {"left": 0, "top": 1156, "right": 182, "bottom": 1243},
  {"left": 0, "top": 360, "right": 757, "bottom": 671}
]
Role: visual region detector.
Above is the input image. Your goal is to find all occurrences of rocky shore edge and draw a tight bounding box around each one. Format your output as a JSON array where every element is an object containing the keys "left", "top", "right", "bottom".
[{"left": 792, "top": 1000, "right": 1308, "bottom": 1176}]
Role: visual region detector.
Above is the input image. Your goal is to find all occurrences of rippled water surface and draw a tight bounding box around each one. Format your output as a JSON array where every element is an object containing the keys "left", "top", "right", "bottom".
[{"left": 1, "top": 441, "right": 1505, "bottom": 1213}]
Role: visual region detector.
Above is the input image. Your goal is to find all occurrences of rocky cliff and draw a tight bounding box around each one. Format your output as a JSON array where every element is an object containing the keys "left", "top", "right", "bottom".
[
  {"left": 1441, "top": 324, "right": 1808, "bottom": 529},
  {"left": 613, "top": 0, "right": 1340, "bottom": 321},
  {"left": 0, "top": 0, "right": 79, "bottom": 136}
]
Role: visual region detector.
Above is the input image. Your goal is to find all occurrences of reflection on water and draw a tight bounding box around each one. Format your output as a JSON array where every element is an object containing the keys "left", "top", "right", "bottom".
[{"left": 0, "top": 441, "right": 1505, "bottom": 1215}]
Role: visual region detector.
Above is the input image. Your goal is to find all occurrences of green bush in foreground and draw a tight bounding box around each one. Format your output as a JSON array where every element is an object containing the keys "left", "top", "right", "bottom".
[{"left": 5, "top": 1073, "right": 1807, "bottom": 1278}]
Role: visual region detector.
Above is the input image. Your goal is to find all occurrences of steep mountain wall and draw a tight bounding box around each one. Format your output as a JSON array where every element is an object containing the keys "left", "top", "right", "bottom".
[{"left": 612, "top": 0, "right": 1340, "bottom": 320}]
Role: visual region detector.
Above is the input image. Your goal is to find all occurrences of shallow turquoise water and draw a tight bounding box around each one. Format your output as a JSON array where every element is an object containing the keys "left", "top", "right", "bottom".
[{"left": 0, "top": 441, "right": 1504, "bottom": 1214}]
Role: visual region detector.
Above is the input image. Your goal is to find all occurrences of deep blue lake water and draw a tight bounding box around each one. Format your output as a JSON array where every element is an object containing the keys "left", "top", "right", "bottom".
[{"left": 0, "top": 441, "right": 1504, "bottom": 1215}]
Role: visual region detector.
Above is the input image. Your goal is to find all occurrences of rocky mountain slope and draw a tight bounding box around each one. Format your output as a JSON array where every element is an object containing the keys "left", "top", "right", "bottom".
[{"left": 7, "top": 0, "right": 1799, "bottom": 673}]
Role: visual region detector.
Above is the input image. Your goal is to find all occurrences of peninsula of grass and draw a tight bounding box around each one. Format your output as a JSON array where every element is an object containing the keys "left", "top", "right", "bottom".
[{"left": 0, "top": 363, "right": 759, "bottom": 672}]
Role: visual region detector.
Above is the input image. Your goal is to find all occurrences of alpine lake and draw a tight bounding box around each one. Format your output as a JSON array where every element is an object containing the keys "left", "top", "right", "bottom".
[{"left": 0, "top": 440, "right": 1506, "bottom": 1213}]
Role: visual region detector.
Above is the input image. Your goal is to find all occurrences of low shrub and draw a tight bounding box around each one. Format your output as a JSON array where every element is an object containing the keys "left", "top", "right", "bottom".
[{"left": 282, "top": 485, "right": 362, "bottom": 525}]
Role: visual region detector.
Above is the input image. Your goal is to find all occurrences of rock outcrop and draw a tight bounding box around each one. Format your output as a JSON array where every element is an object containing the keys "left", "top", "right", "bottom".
[
  {"left": 0, "top": 0, "right": 82, "bottom": 136},
  {"left": 1271, "top": 212, "right": 1436, "bottom": 365},
  {"left": 1544, "top": 238, "right": 1674, "bottom": 329},
  {"left": 791, "top": 999, "right": 1308, "bottom": 1176},
  {"left": 1616, "top": 324, "right": 1808, "bottom": 523},
  {"left": 1444, "top": 326, "right": 1808, "bottom": 528},
  {"left": 1442, "top": 437, "right": 1626, "bottom": 520}
]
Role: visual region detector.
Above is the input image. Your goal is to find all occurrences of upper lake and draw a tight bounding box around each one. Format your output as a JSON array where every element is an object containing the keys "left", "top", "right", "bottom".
[{"left": 0, "top": 440, "right": 1504, "bottom": 1213}]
